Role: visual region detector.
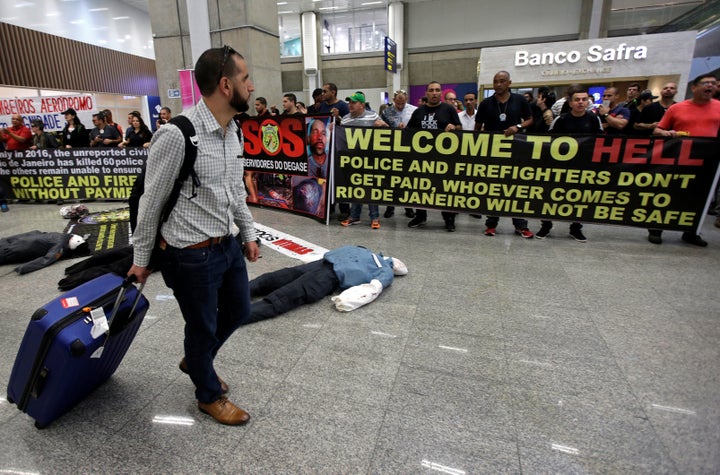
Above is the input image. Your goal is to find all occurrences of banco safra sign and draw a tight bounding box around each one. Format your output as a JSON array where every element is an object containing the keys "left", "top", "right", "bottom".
[
  {"left": 515, "top": 43, "right": 647, "bottom": 66},
  {"left": 479, "top": 32, "right": 696, "bottom": 87}
]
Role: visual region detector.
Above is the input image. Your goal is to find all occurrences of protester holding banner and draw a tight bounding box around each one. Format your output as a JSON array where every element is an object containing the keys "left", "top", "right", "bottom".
[
  {"left": 539, "top": 85, "right": 603, "bottom": 242},
  {"left": 0, "top": 114, "right": 32, "bottom": 151},
  {"left": 475, "top": 70, "right": 534, "bottom": 238},
  {"left": 649, "top": 73, "right": 720, "bottom": 246},
  {"left": 381, "top": 89, "right": 417, "bottom": 219},
  {"left": 407, "top": 81, "right": 462, "bottom": 232},
  {"left": 60, "top": 108, "right": 90, "bottom": 148},
  {"left": 339, "top": 92, "right": 389, "bottom": 229},
  {"left": 119, "top": 112, "right": 152, "bottom": 148},
  {"left": 89, "top": 112, "right": 122, "bottom": 147},
  {"left": 29, "top": 120, "right": 59, "bottom": 150}
]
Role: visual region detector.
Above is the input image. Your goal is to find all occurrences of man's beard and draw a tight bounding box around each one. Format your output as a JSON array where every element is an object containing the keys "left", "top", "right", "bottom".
[{"left": 230, "top": 88, "right": 249, "bottom": 113}]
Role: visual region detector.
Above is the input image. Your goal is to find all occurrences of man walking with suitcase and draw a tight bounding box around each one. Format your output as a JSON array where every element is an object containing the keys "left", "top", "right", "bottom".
[{"left": 129, "top": 46, "right": 260, "bottom": 425}]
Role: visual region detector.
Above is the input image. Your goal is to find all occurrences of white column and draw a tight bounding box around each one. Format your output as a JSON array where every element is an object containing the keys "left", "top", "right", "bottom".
[
  {"left": 587, "top": 0, "right": 605, "bottom": 39},
  {"left": 388, "top": 2, "right": 404, "bottom": 94},
  {"left": 186, "top": 2, "right": 211, "bottom": 66},
  {"left": 302, "top": 11, "right": 319, "bottom": 92}
]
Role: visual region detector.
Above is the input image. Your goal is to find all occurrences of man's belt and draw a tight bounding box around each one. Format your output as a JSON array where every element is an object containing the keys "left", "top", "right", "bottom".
[{"left": 158, "top": 235, "right": 230, "bottom": 250}]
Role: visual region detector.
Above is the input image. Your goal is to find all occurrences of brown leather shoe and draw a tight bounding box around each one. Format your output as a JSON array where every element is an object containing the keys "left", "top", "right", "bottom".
[
  {"left": 198, "top": 396, "right": 250, "bottom": 425},
  {"left": 179, "top": 358, "right": 229, "bottom": 394}
]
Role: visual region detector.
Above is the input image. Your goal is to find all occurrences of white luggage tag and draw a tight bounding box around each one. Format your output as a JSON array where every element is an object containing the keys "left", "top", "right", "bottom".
[{"left": 89, "top": 307, "right": 110, "bottom": 340}]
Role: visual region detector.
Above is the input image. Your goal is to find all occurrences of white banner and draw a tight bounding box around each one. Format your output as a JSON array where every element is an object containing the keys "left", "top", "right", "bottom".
[
  {"left": 0, "top": 94, "right": 96, "bottom": 132},
  {"left": 254, "top": 222, "right": 329, "bottom": 263}
]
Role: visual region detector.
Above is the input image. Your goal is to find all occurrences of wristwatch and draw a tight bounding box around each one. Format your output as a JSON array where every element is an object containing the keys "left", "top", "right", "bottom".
[
  {"left": 602, "top": 113, "right": 609, "bottom": 119},
  {"left": 515, "top": 123, "right": 523, "bottom": 129}
]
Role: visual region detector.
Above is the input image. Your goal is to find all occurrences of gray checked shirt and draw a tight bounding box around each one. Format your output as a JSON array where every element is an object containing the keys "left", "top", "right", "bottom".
[{"left": 133, "top": 98, "right": 256, "bottom": 267}]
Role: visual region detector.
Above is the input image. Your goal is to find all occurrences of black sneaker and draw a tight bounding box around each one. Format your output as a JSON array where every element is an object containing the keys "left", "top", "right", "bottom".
[
  {"left": 569, "top": 229, "right": 587, "bottom": 242},
  {"left": 408, "top": 216, "right": 426, "bottom": 228},
  {"left": 384, "top": 207, "right": 395, "bottom": 218},
  {"left": 535, "top": 226, "right": 551, "bottom": 239},
  {"left": 445, "top": 220, "right": 456, "bottom": 232},
  {"left": 336, "top": 213, "right": 350, "bottom": 222},
  {"left": 648, "top": 230, "right": 662, "bottom": 245},
  {"left": 681, "top": 232, "right": 707, "bottom": 247},
  {"left": 404, "top": 209, "right": 415, "bottom": 218}
]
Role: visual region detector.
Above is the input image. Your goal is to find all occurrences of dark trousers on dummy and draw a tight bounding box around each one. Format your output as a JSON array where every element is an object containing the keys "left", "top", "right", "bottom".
[{"left": 248, "top": 259, "right": 340, "bottom": 323}]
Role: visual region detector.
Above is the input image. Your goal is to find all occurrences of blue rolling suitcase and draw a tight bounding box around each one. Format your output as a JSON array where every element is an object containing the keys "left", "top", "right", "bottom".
[{"left": 6, "top": 273, "right": 149, "bottom": 428}]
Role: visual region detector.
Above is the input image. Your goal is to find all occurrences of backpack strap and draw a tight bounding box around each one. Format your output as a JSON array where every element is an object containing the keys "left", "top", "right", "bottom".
[{"left": 158, "top": 115, "right": 201, "bottom": 223}]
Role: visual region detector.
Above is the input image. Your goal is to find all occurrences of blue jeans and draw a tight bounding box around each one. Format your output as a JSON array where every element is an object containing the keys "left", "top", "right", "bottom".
[
  {"left": 160, "top": 237, "right": 250, "bottom": 403},
  {"left": 350, "top": 203, "right": 379, "bottom": 220}
]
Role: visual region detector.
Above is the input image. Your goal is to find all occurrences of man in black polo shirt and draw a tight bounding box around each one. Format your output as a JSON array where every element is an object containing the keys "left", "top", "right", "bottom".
[
  {"left": 536, "top": 85, "right": 603, "bottom": 242},
  {"left": 407, "top": 81, "right": 461, "bottom": 231},
  {"left": 475, "top": 70, "right": 534, "bottom": 238}
]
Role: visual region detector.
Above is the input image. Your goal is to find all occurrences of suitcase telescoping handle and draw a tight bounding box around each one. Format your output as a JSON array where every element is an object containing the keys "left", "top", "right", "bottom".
[{"left": 104, "top": 275, "right": 145, "bottom": 338}]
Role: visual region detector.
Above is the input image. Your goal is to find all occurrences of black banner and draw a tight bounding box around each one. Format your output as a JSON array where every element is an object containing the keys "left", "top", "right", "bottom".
[
  {"left": 0, "top": 148, "right": 145, "bottom": 201},
  {"left": 240, "top": 115, "right": 332, "bottom": 221},
  {"left": 333, "top": 126, "right": 720, "bottom": 232}
]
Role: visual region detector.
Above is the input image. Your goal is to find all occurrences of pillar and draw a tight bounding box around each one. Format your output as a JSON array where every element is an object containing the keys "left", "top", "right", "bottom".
[{"left": 148, "top": 0, "right": 282, "bottom": 113}]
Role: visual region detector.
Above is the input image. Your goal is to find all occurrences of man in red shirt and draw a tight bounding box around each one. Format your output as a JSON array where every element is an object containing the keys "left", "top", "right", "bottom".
[
  {"left": 654, "top": 74, "right": 720, "bottom": 138},
  {"left": 651, "top": 74, "right": 720, "bottom": 246},
  {"left": 0, "top": 114, "right": 32, "bottom": 212},
  {"left": 0, "top": 114, "right": 32, "bottom": 151}
]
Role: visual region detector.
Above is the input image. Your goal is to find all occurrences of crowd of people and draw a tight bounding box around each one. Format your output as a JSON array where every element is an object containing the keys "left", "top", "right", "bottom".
[
  {"left": 0, "top": 107, "right": 169, "bottom": 212},
  {"left": 2, "top": 73, "right": 718, "bottom": 240},
  {"left": 249, "top": 72, "right": 717, "bottom": 245},
  {"left": 1, "top": 43, "right": 718, "bottom": 428}
]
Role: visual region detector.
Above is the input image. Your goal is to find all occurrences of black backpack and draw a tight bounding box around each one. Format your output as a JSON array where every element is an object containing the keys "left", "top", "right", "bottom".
[{"left": 128, "top": 116, "right": 200, "bottom": 267}]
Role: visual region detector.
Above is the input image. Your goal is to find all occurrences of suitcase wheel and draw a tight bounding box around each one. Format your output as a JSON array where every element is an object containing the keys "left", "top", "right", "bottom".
[
  {"left": 34, "top": 420, "right": 48, "bottom": 430},
  {"left": 6, "top": 395, "right": 14, "bottom": 405}
]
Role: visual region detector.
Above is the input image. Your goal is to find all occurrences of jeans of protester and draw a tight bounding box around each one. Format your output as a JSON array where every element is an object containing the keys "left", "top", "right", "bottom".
[
  {"left": 485, "top": 216, "right": 528, "bottom": 229},
  {"left": 160, "top": 237, "right": 250, "bottom": 404},
  {"left": 350, "top": 203, "right": 379, "bottom": 220},
  {"left": 414, "top": 209, "right": 457, "bottom": 223},
  {"left": 249, "top": 260, "right": 339, "bottom": 323}
]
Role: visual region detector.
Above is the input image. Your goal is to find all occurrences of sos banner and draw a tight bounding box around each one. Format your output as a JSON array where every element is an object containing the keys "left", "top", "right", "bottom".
[
  {"left": 0, "top": 147, "right": 144, "bottom": 201},
  {"left": 240, "top": 114, "right": 332, "bottom": 222},
  {"left": 0, "top": 95, "right": 96, "bottom": 132},
  {"left": 333, "top": 126, "right": 720, "bottom": 232}
]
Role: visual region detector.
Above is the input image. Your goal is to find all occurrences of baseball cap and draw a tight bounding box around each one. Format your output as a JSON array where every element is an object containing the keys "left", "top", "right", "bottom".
[
  {"left": 61, "top": 108, "right": 77, "bottom": 115},
  {"left": 638, "top": 90, "right": 658, "bottom": 101},
  {"left": 347, "top": 91, "right": 366, "bottom": 103}
]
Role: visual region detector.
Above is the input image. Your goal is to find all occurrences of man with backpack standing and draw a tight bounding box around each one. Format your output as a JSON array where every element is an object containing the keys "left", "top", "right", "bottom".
[{"left": 128, "top": 46, "right": 260, "bottom": 426}]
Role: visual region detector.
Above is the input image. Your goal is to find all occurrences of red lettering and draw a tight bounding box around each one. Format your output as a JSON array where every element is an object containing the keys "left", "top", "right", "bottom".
[
  {"left": 649, "top": 140, "right": 676, "bottom": 166},
  {"left": 279, "top": 118, "right": 305, "bottom": 158},
  {"left": 242, "top": 120, "right": 261, "bottom": 154},
  {"left": 622, "top": 139, "right": 650, "bottom": 164},
  {"left": 273, "top": 238, "right": 313, "bottom": 254},
  {"left": 676, "top": 139, "right": 704, "bottom": 167},
  {"left": 591, "top": 137, "right": 622, "bottom": 163}
]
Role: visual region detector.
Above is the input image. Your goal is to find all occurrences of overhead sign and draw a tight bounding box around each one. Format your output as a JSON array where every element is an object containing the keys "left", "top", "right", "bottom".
[
  {"left": 479, "top": 31, "right": 696, "bottom": 87},
  {"left": 384, "top": 37, "right": 397, "bottom": 73}
]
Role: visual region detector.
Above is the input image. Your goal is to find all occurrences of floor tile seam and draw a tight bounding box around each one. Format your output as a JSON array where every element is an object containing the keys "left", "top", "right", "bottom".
[
  {"left": 651, "top": 287, "right": 720, "bottom": 348},
  {"left": 235, "top": 318, "right": 332, "bottom": 443},
  {"left": 576, "top": 291, "right": 684, "bottom": 474},
  {"left": 494, "top": 303, "right": 531, "bottom": 474},
  {"left": 362, "top": 285, "right": 425, "bottom": 475}
]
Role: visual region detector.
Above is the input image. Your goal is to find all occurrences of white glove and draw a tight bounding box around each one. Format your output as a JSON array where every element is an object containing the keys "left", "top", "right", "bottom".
[{"left": 331, "top": 279, "right": 383, "bottom": 312}]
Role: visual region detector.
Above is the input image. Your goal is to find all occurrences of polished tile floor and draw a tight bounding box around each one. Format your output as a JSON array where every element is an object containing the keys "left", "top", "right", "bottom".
[{"left": 0, "top": 202, "right": 718, "bottom": 474}]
